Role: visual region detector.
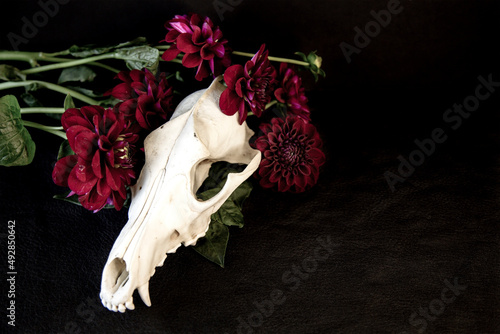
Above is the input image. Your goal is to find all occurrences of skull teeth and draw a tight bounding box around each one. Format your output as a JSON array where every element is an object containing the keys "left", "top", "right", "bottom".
[{"left": 138, "top": 282, "right": 151, "bottom": 307}]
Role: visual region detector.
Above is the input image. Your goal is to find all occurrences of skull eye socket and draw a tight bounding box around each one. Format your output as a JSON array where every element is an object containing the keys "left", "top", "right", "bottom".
[{"left": 194, "top": 161, "right": 248, "bottom": 201}]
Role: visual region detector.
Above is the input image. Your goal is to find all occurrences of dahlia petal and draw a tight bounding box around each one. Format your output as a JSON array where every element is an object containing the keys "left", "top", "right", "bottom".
[
  {"left": 169, "top": 21, "right": 193, "bottom": 34},
  {"left": 92, "top": 150, "right": 103, "bottom": 178},
  {"left": 259, "top": 178, "right": 274, "bottom": 189},
  {"left": 223, "top": 65, "right": 244, "bottom": 89},
  {"left": 161, "top": 46, "right": 182, "bottom": 61},
  {"left": 75, "top": 157, "right": 96, "bottom": 183},
  {"left": 81, "top": 106, "right": 103, "bottom": 125},
  {"left": 220, "top": 89, "right": 239, "bottom": 116},
  {"left": 308, "top": 148, "right": 326, "bottom": 164},
  {"left": 105, "top": 166, "right": 121, "bottom": 191},
  {"left": 194, "top": 63, "right": 210, "bottom": 81},
  {"left": 212, "top": 44, "right": 225, "bottom": 58},
  {"left": 130, "top": 82, "right": 147, "bottom": 96},
  {"left": 117, "top": 178, "right": 128, "bottom": 199},
  {"left": 164, "top": 29, "right": 181, "bottom": 42},
  {"left": 274, "top": 88, "right": 285, "bottom": 103},
  {"left": 201, "top": 21, "right": 212, "bottom": 39},
  {"left": 298, "top": 164, "right": 312, "bottom": 176},
  {"left": 97, "top": 178, "right": 111, "bottom": 197},
  {"left": 62, "top": 108, "right": 91, "bottom": 130},
  {"left": 182, "top": 52, "right": 202, "bottom": 68},
  {"left": 68, "top": 165, "right": 97, "bottom": 195},
  {"left": 109, "top": 82, "right": 134, "bottom": 100},
  {"left": 98, "top": 135, "right": 112, "bottom": 152},
  {"left": 106, "top": 149, "right": 115, "bottom": 167},
  {"left": 66, "top": 125, "right": 92, "bottom": 156},
  {"left": 106, "top": 120, "right": 122, "bottom": 143},
  {"left": 52, "top": 155, "right": 77, "bottom": 187},
  {"left": 255, "top": 140, "right": 270, "bottom": 152},
  {"left": 62, "top": 115, "right": 94, "bottom": 132},
  {"left": 80, "top": 188, "right": 108, "bottom": 212},
  {"left": 237, "top": 106, "right": 248, "bottom": 124},
  {"left": 128, "top": 70, "right": 144, "bottom": 83},
  {"left": 177, "top": 33, "right": 201, "bottom": 53},
  {"left": 200, "top": 44, "right": 215, "bottom": 60},
  {"left": 116, "top": 70, "right": 132, "bottom": 83},
  {"left": 294, "top": 174, "right": 307, "bottom": 192},
  {"left": 118, "top": 99, "right": 137, "bottom": 118},
  {"left": 74, "top": 131, "right": 97, "bottom": 160}
]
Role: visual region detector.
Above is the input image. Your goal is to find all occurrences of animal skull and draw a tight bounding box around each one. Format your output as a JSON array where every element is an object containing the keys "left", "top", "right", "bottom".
[{"left": 100, "top": 77, "right": 261, "bottom": 312}]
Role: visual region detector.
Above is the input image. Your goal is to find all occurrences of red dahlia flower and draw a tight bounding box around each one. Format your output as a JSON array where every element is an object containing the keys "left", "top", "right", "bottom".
[
  {"left": 161, "top": 14, "right": 231, "bottom": 81},
  {"left": 274, "top": 63, "right": 311, "bottom": 121},
  {"left": 105, "top": 69, "right": 174, "bottom": 131},
  {"left": 254, "top": 116, "right": 325, "bottom": 193},
  {"left": 52, "top": 106, "right": 139, "bottom": 212},
  {"left": 220, "top": 44, "right": 277, "bottom": 124}
]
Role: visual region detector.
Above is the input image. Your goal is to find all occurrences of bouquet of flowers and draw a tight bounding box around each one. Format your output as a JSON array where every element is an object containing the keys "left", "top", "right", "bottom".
[{"left": 0, "top": 13, "right": 325, "bottom": 311}]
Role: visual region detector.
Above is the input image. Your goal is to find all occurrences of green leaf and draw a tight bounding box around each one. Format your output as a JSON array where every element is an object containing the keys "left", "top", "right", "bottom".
[
  {"left": 64, "top": 86, "right": 102, "bottom": 98},
  {"left": 57, "top": 140, "right": 74, "bottom": 160},
  {"left": 217, "top": 182, "right": 252, "bottom": 228},
  {"left": 53, "top": 191, "right": 81, "bottom": 206},
  {"left": 192, "top": 221, "right": 229, "bottom": 268},
  {"left": 294, "top": 50, "right": 326, "bottom": 82},
  {"left": 58, "top": 65, "right": 96, "bottom": 84},
  {"left": 0, "top": 64, "right": 26, "bottom": 82},
  {"left": 193, "top": 161, "right": 254, "bottom": 266},
  {"left": 0, "top": 95, "right": 36, "bottom": 166},
  {"left": 68, "top": 37, "right": 148, "bottom": 58},
  {"left": 96, "top": 96, "right": 121, "bottom": 108},
  {"left": 63, "top": 94, "right": 75, "bottom": 110},
  {"left": 20, "top": 92, "right": 43, "bottom": 107},
  {"left": 115, "top": 46, "right": 160, "bottom": 74}
]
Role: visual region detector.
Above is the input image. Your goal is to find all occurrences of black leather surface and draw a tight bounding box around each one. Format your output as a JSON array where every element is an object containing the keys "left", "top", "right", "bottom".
[{"left": 1, "top": 1, "right": 499, "bottom": 333}]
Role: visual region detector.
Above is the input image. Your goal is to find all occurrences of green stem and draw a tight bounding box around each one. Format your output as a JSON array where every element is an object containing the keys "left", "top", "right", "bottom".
[
  {"left": 89, "top": 62, "right": 120, "bottom": 73},
  {"left": 23, "top": 120, "right": 66, "bottom": 139},
  {"left": 154, "top": 45, "right": 171, "bottom": 50},
  {"left": 0, "top": 51, "right": 121, "bottom": 73},
  {"left": 160, "top": 57, "right": 183, "bottom": 64},
  {"left": 265, "top": 100, "right": 278, "bottom": 110},
  {"left": 0, "top": 80, "right": 100, "bottom": 105},
  {"left": 232, "top": 51, "right": 310, "bottom": 67},
  {"left": 20, "top": 53, "right": 116, "bottom": 75},
  {"left": 20, "top": 107, "right": 66, "bottom": 114}
]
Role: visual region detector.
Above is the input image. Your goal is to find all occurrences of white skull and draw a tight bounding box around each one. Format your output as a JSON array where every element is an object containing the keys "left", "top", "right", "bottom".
[{"left": 99, "top": 77, "right": 261, "bottom": 312}]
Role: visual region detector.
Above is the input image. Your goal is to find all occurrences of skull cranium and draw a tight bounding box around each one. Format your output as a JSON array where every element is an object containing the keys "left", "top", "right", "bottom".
[{"left": 99, "top": 77, "right": 261, "bottom": 312}]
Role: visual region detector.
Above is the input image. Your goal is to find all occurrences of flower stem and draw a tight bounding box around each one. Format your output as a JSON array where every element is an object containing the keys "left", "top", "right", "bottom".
[
  {"left": 159, "top": 57, "right": 183, "bottom": 64},
  {"left": 154, "top": 45, "right": 171, "bottom": 50},
  {"left": 232, "top": 51, "right": 310, "bottom": 67},
  {"left": 0, "top": 51, "right": 121, "bottom": 74},
  {"left": 0, "top": 80, "right": 100, "bottom": 105},
  {"left": 20, "top": 53, "right": 116, "bottom": 75},
  {"left": 265, "top": 100, "right": 278, "bottom": 110},
  {"left": 23, "top": 120, "right": 66, "bottom": 139},
  {"left": 88, "top": 62, "right": 121, "bottom": 73},
  {"left": 20, "top": 107, "right": 66, "bottom": 114}
]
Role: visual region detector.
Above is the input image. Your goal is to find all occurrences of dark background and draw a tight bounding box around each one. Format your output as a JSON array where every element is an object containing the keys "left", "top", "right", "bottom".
[{"left": 1, "top": 0, "right": 499, "bottom": 333}]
